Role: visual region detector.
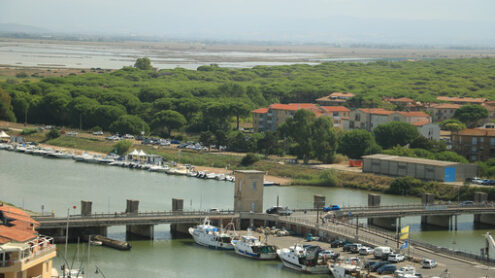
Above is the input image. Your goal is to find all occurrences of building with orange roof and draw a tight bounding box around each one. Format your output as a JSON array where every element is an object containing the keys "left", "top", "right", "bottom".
[
  {"left": 251, "top": 103, "right": 318, "bottom": 132},
  {"left": 315, "top": 92, "right": 355, "bottom": 106},
  {"left": 344, "top": 108, "right": 438, "bottom": 139},
  {"left": 452, "top": 128, "right": 495, "bottom": 162},
  {"left": 251, "top": 103, "right": 350, "bottom": 131},
  {"left": 483, "top": 101, "right": 495, "bottom": 122},
  {"left": 426, "top": 103, "right": 462, "bottom": 122},
  {"left": 436, "top": 96, "right": 487, "bottom": 105},
  {"left": 0, "top": 204, "right": 57, "bottom": 278}
]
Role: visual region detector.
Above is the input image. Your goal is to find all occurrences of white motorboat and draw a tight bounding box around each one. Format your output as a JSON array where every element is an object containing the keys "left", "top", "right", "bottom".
[
  {"left": 167, "top": 166, "right": 188, "bottom": 175},
  {"left": 215, "top": 174, "right": 226, "bottom": 181},
  {"left": 73, "top": 153, "right": 93, "bottom": 162},
  {"left": 14, "top": 145, "right": 26, "bottom": 152},
  {"left": 149, "top": 164, "right": 170, "bottom": 172},
  {"left": 329, "top": 257, "right": 363, "bottom": 278},
  {"left": 188, "top": 218, "right": 236, "bottom": 250},
  {"left": 232, "top": 235, "right": 278, "bottom": 260},
  {"left": 277, "top": 244, "right": 330, "bottom": 274},
  {"left": 206, "top": 172, "right": 217, "bottom": 179}
]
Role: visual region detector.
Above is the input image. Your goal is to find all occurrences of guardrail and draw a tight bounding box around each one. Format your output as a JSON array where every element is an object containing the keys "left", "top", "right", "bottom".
[{"left": 34, "top": 210, "right": 236, "bottom": 221}]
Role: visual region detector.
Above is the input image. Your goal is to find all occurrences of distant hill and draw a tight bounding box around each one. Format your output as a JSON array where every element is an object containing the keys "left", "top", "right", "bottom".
[{"left": 0, "top": 23, "right": 50, "bottom": 34}]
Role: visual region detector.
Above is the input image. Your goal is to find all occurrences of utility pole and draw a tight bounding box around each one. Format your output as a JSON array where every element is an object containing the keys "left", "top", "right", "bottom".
[
  {"left": 79, "top": 113, "right": 82, "bottom": 130},
  {"left": 396, "top": 217, "right": 401, "bottom": 249}
]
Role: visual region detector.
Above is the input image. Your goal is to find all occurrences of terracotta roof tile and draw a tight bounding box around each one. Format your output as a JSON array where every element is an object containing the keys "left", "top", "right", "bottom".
[
  {"left": 412, "top": 120, "right": 431, "bottom": 126},
  {"left": 359, "top": 108, "right": 394, "bottom": 115},
  {"left": 387, "top": 97, "right": 414, "bottom": 103},
  {"left": 320, "top": 106, "right": 350, "bottom": 112},
  {"left": 437, "top": 96, "right": 487, "bottom": 103},
  {"left": 0, "top": 204, "right": 39, "bottom": 243},
  {"left": 269, "top": 103, "right": 317, "bottom": 111},
  {"left": 329, "top": 92, "right": 355, "bottom": 98},
  {"left": 429, "top": 103, "right": 461, "bottom": 109},
  {"left": 251, "top": 108, "right": 268, "bottom": 114},
  {"left": 397, "top": 111, "right": 430, "bottom": 117}
]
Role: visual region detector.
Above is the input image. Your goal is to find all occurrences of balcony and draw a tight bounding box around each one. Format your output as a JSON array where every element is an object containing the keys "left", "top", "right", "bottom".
[{"left": 0, "top": 236, "right": 56, "bottom": 270}]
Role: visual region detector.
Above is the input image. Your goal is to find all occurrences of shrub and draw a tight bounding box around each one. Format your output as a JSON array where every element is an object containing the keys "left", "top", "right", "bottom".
[
  {"left": 90, "top": 126, "right": 102, "bottom": 132},
  {"left": 387, "top": 176, "right": 423, "bottom": 195},
  {"left": 240, "top": 153, "right": 259, "bottom": 166},
  {"left": 46, "top": 129, "right": 60, "bottom": 139},
  {"left": 113, "top": 140, "right": 133, "bottom": 155},
  {"left": 21, "top": 128, "right": 38, "bottom": 135},
  {"left": 15, "top": 72, "right": 28, "bottom": 78}
]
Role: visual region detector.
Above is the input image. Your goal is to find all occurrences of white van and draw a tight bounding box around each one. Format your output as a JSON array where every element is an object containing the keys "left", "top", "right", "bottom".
[{"left": 373, "top": 246, "right": 392, "bottom": 259}]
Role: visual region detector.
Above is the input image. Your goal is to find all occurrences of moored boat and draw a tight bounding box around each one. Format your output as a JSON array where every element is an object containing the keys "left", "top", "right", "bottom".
[
  {"left": 188, "top": 218, "right": 236, "bottom": 250},
  {"left": 277, "top": 244, "right": 330, "bottom": 274},
  {"left": 232, "top": 235, "right": 278, "bottom": 260},
  {"left": 329, "top": 257, "right": 363, "bottom": 278}
]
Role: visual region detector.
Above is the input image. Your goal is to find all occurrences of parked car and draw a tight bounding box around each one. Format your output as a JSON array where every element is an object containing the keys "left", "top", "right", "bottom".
[
  {"left": 377, "top": 264, "right": 397, "bottom": 275},
  {"left": 265, "top": 206, "right": 292, "bottom": 216},
  {"left": 330, "top": 239, "right": 346, "bottom": 248},
  {"left": 472, "top": 177, "right": 484, "bottom": 185},
  {"left": 388, "top": 253, "right": 405, "bottom": 263},
  {"left": 460, "top": 200, "right": 475, "bottom": 206},
  {"left": 342, "top": 243, "right": 354, "bottom": 252},
  {"left": 359, "top": 246, "right": 374, "bottom": 255},
  {"left": 67, "top": 131, "right": 78, "bottom": 136},
  {"left": 323, "top": 204, "right": 341, "bottom": 212},
  {"left": 92, "top": 131, "right": 103, "bottom": 136},
  {"left": 171, "top": 140, "right": 181, "bottom": 144},
  {"left": 349, "top": 244, "right": 363, "bottom": 253},
  {"left": 395, "top": 266, "right": 416, "bottom": 277},
  {"left": 421, "top": 259, "right": 437, "bottom": 269},
  {"left": 364, "top": 260, "right": 379, "bottom": 270},
  {"left": 123, "top": 134, "right": 134, "bottom": 139},
  {"left": 370, "top": 261, "right": 388, "bottom": 272},
  {"left": 319, "top": 249, "right": 335, "bottom": 257}
]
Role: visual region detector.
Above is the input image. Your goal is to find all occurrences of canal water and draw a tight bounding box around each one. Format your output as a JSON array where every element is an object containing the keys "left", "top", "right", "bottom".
[{"left": 0, "top": 151, "right": 492, "bottom": 277}]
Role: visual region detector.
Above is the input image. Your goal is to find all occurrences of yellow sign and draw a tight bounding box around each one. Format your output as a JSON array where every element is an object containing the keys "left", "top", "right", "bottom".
[{"left": 400, "top": 225, "right": 410, "bottom": 240}]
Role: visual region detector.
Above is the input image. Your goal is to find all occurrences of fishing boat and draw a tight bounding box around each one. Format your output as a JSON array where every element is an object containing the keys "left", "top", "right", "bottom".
[
  {"left": 232, "top": 235, "right": 278, "bottom": 260},
  {"left": 329, "top": 257, "right": 363, "bottom": 278},
  {"left": 277, "top": 244, "right": 330, "bottom": 274},
  {"left": 93, "top": 235, "right": 131, "bottom": 250},
  {"left": 188, "top": 218, "right": 236, "bottom": 250}
]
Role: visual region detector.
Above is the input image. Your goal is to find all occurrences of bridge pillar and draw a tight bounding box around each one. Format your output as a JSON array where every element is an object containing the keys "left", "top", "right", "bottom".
[
  {"left": 126, "top": 199, "right": 139, "bottom": 215},
  {"left": 422, "top": 193, "right": 435, "bottom": 206},
  {"left": 170, "top": 198, "right": 195, "bottom": 238},
  {"left": 314, "top": 195, "right": 325, "bottom": 209},
  {"left": 368, "top": 217, "right": 397, "bottom": 230},
  {"left": 126, "top": 225, "right": 154, "bottom": 240},
  {"left": 367, "top": 193, "right": 382, "bottom": 226},
  {"left": 473, "top": 192, "right": 495, "bottom": 226},
  {"left": 81, "top": 200, "right": 92, "bottom": 216},
  {"left": 421, "top": 215, "right": 452, "bottom": 229}
]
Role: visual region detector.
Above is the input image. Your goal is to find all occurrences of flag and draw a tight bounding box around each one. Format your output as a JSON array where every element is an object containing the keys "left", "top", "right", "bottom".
[
  {"left": 400, "top": 240, "right": 409, "bottom": 249},
  {"left": 400, "top": 225, "right": 410, "bottom": 240}
]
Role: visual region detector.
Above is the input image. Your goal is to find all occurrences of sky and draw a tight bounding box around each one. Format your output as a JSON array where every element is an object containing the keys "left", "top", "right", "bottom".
[{"left": 1, "top": 0, "right": 494, "bottom": 45}]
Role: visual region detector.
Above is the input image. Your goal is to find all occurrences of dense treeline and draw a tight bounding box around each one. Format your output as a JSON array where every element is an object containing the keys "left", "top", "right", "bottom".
[{"left": 1, "top": 58, "right": 494, "bottom": 136}]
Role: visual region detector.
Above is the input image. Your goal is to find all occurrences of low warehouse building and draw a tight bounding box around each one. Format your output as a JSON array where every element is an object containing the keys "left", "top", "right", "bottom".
[{"left": 362, "top": 154, "right": 478, "bottom": 182}]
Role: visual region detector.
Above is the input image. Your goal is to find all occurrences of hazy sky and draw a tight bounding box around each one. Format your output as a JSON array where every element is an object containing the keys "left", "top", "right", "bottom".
[{"left": 1, "top": 0, "right": 494, "bottom": 45}]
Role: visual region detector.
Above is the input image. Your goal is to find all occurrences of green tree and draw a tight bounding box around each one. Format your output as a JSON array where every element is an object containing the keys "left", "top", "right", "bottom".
[
  {"left": 228, "top": 102, "right": 251, "bottom": 130},
  {"left": 387, "top": 176, "right": 423, "bottom": 195},
  {"left": 109, "top": 115, "right": 149, "bottom": 135},
  {"left": 279, "top": 109, "right": 315, "bottom": 164},
  {"left": 134, "top": 57, "right": 153, "bottom": 70},
  {"left": 257, "top": 131, "right": 280, "bottom": 156},
  {"left": 113, "top": 140, "right": 133, "bottom": 155},
  {"left": 338, "top": 129, "right": 375, "bottom": 159},
  {"left": 151, "top": 110, "right": 187, "bottom": 132},
  {"left": 374, "top": 122, "right": 420, "bottom": 149},
  {"left": 454, "top": 104, "right": 489, "bottom": 128},
  {"left": 311, "top": 117, "right": 338, "bottom": 163},
  {"left": 439, "top": 118, "right": 466, "bottom": 132},
  {"left": 0, "top": 88, "right": 17, "bottom": 122},
  {"left": 199, "top": 131, "right": 214, "bottom": 150}
]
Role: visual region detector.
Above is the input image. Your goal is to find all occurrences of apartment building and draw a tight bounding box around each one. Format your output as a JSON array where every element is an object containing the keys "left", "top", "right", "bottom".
[
  {"left": 251, "top": 104, "right": 349, "bottom": 132},
  {"left": 452, "top": 128, "right": 495, "bottom": 162},
  {"left": 0, "top": 204, "right": 57, "bottom": 278},
  {"left": 436, "top": 96, "right": 487, "bottom": 105},
  {"left": 426, "top": 103, "right": 461, "bottom": 122},
  {"left": 315, "top": 92, "right": 355, "bottom": 106}
]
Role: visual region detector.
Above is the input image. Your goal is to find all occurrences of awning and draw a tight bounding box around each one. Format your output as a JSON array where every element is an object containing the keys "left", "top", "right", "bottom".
[{"left": 0, "top": 131, "right": 10, "bottom": 138}]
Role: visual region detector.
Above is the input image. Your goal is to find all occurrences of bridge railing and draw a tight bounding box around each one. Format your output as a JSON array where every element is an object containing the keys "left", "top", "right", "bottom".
[{"left": 35, "top": 209, "right": 236, "bottom": 221}]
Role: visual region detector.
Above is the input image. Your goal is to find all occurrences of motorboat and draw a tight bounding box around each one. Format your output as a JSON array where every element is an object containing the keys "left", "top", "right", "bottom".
[
  {"left": 206, "top": 172, "right": 217, "bottom": 179},
  {"left": 232, "top": 235, "right": 278, "bottom": 260},
  {"left": 329, "top": 257, "right": 363, "bottom": 278},
  {"left": 149, "top": 164, "right": 170, "bottom": 172},
  {"left": 168, "top": 166, "right": 188, "bottom": 175},
  {"left": 188, "top": 218, "right": 236, "bottom": 250},
  {"left": 277, "top": 244, "right": 330, "bottom": 274}
]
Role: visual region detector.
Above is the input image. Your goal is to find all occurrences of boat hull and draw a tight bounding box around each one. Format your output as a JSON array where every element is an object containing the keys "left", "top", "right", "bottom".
[
  {"left": 279, "top": 256, "right": 329, "bottom": 274},
  {"left": 188, "top": 228, "right": 234, "bottom": 250},
  {"left": 234, "top": 247, "right": 278, "bottom": 260}
]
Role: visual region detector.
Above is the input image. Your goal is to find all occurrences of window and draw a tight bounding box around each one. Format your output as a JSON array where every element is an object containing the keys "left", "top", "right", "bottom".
[
  {"left": 471, "top": 155, "right": 477, "bottom": 161},
  {"left": 355, "top": 114, "right": 360, "bottom": 121},
  {"left": 251, "top": 202, "right": 255, "bottom": 212},
  {"left": 490, "top": 138, "right": 495, "bottom": 145},
  {"left": 252, "top": 181, "right": 257, "bottom": 190},
  {"left": 472, "top": 146, "right": 477, "bottom": 152},
  {"left": 393, "top": 117, "right": 399, "bottom": 121},
  {"left": 472, "top": 137, "right": 477, "bottom": 145},
  {"left": 480, "top": 137, "right": 485, "bottom": 143}
]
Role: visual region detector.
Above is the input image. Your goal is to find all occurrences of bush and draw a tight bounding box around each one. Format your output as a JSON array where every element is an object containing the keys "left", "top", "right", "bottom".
[
  {"left": 90, "top": 126, "right": 102, "bottom": 132},
  {"left": 21, "top": 128, "right": 38, "bottom": 135},
  {"left": 387, "top": 176, "right": 423, "bottom": 195},
  {"left": 113, "top": 140, "right": 133, "bottom": 155},
  {"left": 240, "top": 153, "right": 259, "bottom": 166},
  {"left": 46, "top": 129, "right": 60, "bottom": 139},
  {"left": 15, "top": 72, "right": 28, "bottom": 78}
]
